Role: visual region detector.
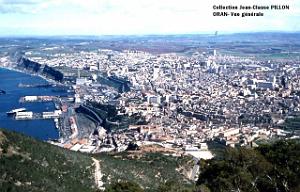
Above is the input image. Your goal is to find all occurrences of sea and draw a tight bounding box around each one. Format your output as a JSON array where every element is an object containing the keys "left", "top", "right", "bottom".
[{"left": 0, "top": 67, "right": 60, "bottom": 140}]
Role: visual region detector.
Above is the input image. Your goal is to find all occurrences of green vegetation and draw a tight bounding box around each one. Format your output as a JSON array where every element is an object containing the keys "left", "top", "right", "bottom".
[
  {"left": 103, "top": 114, "right": 147, "bottom": 130},
  {"left": 89, "top": 102, "right": 146, "bottom": 130},
  {"left": 0, "top": 128, "right": 95, "bottom": 192},
  {"left": 0, "top": 128, "right": 194, "bottom": 192},
  {"left": 105, "top": 181, "right": 144, "bottom": 192},
  {"left": 283, "top": 117, "right": 300, "bottom": 131},
  {"left": 96, "top": 152, "right": 194, "bottom": 192},
  {"left": 206, "top": 140, "right": 226, "bottom": 160},
  {"left": 88, "top": 102, "right": 118, "bottom": 120},
  {"left": 97, "top": 75, "right": 122, "bottom": 91},
  {"left": 104, "top": 180, "right": 203, "bottom": 192},
  {"left": 197, "top": 139, "right": 300, "bottom": 192},
  {"left": 1, "top": 127, "right": 299, "bottom": 192}
]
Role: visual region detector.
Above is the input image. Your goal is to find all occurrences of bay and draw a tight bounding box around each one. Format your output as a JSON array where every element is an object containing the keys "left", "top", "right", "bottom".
[{"left": 0, "top": 67, "right": 59, "bottom": 140}]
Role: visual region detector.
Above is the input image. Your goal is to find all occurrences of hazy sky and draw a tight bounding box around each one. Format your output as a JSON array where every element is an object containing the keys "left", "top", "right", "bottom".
[{"left": 0, "top": 0, "right": 299, "bottom": 36}]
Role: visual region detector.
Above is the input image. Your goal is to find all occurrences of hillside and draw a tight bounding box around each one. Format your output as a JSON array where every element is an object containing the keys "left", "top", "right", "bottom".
[
  {"left": 0, "top": 129, "right": 194, "bottom": 192},
  {"left": 197, "top": 139, "right": 300, "bottom": 192},
  {"left": 3, "top": 127, "right": 298, "bottom": 192},
  {"left": 0, "top": 128, "right": 95, "bottom": 192},
  {"left": 96, "top": 151, "right": 194, "bottom": 191}
]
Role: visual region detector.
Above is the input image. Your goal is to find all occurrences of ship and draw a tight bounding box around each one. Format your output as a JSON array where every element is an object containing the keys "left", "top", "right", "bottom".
[{"left": 6, "top": 108, "right": 27, "bottom": 115}]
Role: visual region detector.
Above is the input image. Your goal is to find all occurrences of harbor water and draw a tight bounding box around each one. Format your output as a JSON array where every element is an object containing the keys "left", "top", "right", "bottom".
[{"left": 0, "top": 67, "right": 60, "bottom": 140}]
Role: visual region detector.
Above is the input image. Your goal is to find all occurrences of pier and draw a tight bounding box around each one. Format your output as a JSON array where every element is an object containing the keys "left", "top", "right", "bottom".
[
  {"left": 15, "top": 110, "right": 62, "bottom": 120},
  {"left": 18, "top": 83, "right": 53, "bottom": 88},
  {"left": 19, "top": 95, "right": 58, "bottom": 103}
]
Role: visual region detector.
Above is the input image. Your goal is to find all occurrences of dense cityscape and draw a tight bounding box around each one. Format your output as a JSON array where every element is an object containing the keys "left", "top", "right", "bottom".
[
  {"left": 0, "top": 32, "right": 300, "bottom": 191},
  {"left": 1, "top": 35, "right": 300, "bottom": 160},
  {"left": 1, "top": 0, "right": 300, "bottom": 190}
]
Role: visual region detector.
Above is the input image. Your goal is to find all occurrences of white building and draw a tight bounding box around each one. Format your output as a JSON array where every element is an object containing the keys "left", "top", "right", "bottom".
[
  {"left": 24, "top": 96, "right": 38, "bottom": 102},
  {"left": 153, "top": 66, "right": 160, "bottom": 80}
]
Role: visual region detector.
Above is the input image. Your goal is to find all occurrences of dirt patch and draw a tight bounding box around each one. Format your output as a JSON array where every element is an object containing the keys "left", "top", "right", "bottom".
[
  {"left": 129, "top": 145, "right": 178, "bottom": 154},
  {"left": 92, "top": 157, "right": 104, "bottom": 190},
  {"left": 6, "top": 145, "right": 31, "bottom": 160},
  {"left": 0, "top": 131, "right": 7, "bottom": 145},
  {"left": 126, "top": 145, "right": 181, "bottom": 159},
  {"left": 0, "top": 131, "right": 8, "bottom": 155}
]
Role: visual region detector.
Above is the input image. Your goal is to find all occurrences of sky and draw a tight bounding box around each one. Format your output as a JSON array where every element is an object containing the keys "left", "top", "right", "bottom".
[{"left": 0, "top": 0, "right": 299, "bottom": 36}]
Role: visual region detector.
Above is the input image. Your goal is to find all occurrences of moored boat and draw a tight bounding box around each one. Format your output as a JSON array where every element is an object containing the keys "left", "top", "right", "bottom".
[{"left": 6, "top": 107, "right": 26, "bottom": 115}]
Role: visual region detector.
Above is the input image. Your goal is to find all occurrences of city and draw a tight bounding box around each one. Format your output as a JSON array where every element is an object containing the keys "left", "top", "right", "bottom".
[
  {"left": 0, "top": 0, "right": 299, "bottom": 191},
  {"left": 1, "top": 36, "right": 299, "bottom": 163}
]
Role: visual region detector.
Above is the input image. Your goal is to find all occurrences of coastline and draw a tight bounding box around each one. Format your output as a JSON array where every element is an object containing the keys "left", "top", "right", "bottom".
[
  {"left": 0, "top": 66, "right": 60, "bottom": 141},
  {"left": 0, "top": 64, "right": 74, "bottom": 142},
  {"left": 0, "top": 64, "right": 57, "bottom": 85}
]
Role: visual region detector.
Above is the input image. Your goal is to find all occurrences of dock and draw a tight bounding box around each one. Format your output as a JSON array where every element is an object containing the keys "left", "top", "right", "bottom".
[
  {"left": 18, "top": 83, "right": 53, "bottom": 88},
  {"left": 15, "top": 110, "right": 62, "bottom": 120},
  {"left": 19, "top": 95, "right": 58, "bottom": 103}
]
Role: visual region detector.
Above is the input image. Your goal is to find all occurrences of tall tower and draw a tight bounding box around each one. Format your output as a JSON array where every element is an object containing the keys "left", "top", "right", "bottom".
[
  {"left": 77, "top": 68, "right": 80, "bottom": 78},
  {"left": 213, "top": 49, "right": 217, "bottom": 57},
  {"left": 153, "top": 66, "right": 160, "bottom": 80}
]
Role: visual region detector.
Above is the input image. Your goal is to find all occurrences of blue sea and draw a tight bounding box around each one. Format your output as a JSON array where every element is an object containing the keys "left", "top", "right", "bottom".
[{"left": 0, "top": 67, "right": 59, "bottom": 140}]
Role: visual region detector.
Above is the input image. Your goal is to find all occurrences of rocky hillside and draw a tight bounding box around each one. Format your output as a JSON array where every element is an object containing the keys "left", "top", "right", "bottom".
[{"left": 0, "top": 129, "right": 194, "bottom": 192}]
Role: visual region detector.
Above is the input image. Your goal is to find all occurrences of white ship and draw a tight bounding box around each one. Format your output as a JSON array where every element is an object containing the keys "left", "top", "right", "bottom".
[
  {"left": 6, "top": 108, "right": 26, "bottom": 115},
  {"left": 15, "top": 111, "right": 33, "bottom": 120}
]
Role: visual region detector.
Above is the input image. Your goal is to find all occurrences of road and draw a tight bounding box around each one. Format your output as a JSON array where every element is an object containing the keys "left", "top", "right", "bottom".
[{"left": 92, "top": 157, "right": 104, "bottom": 190}]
